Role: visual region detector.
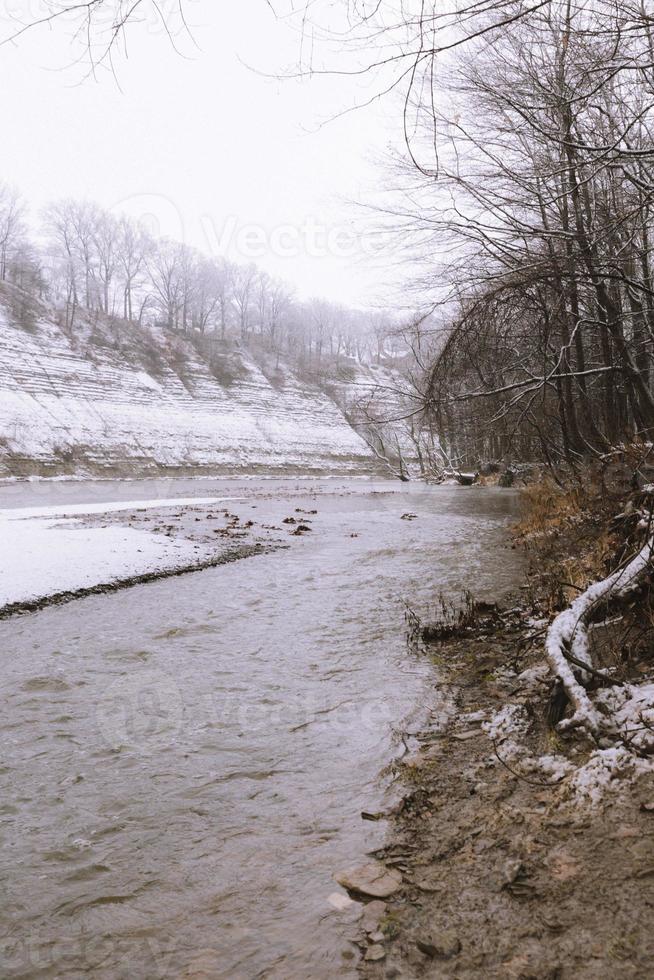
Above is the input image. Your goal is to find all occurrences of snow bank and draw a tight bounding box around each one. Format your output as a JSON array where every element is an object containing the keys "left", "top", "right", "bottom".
[
  {"left": 474, "top": 517, "right": 654, "bottom": 807},
  {"left": 1, "top": 496, "right": 239, "bottom": 521},
  {"left": 0, "top": 505, "right": 215, "bottom": 609}
]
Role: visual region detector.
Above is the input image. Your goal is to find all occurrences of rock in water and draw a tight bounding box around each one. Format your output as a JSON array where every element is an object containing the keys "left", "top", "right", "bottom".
[
  {"left": 361, "top": 899, "right": 387, "bottom": 934},
  {"left": 364, "top": 945, "right": 386, "bottom": 962},
  {"left": 327, "top": 891, "right": 357, "bottom": 911},
  {"left": 334, "top": 862, "right": 402, "bottom": 898}
]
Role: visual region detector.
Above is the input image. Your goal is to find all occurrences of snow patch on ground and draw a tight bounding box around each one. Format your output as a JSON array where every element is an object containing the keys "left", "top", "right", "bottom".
[
  {"left": 515, "top": 665, "right": 550, "bottom": 690},
  {"left": 0, "top": 505, "right": 215, "bottom": 608},
  {"left": 1, "top": 496, "right": 239, "bottom": 521},
  {"left": 481, "top": 678, "right": 654, "bottom": 806},
  {"left": 568, "top": 748, "right": 654, "bottom": 807},
  {"left": 596, "top": 683, "right": 654, "bottom": 753},
  {"left": 527, "top": 754, "right": 574, "bottom": 782},
  {"left": 482, "top": 704, "right": 529, "bottom": 741}
]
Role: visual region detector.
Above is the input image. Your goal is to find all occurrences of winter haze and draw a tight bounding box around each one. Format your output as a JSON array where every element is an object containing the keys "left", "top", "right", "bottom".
[
  {"left": 3, "top": 4, "right": 654, "bottom": 979},
  {"left": 0, "top": 1, "right": 396, "bottom": 304}
]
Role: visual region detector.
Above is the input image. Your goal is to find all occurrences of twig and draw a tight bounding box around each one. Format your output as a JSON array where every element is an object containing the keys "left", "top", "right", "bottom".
[
  {"left": 562, "top": 650, "right": 622, "bottom": 686},
  {"left": 492, "top": 740, "right": 568, "bottom": 789}
]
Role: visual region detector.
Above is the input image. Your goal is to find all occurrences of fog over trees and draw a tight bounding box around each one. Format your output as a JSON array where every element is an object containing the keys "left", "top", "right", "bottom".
[
  {"left": 7, "top": 1, "right": 654, "bottom": 474},
  {"left": 0, "top": 183, "right": 408, "bottom": 376}
]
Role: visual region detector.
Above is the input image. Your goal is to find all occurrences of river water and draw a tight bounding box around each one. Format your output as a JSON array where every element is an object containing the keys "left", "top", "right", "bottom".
[{"left": 0, "top": 479, "right": 521, "bottom": 979}]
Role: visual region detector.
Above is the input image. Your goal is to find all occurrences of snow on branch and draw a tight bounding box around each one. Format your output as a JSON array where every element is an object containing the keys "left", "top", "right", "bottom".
[{"left": 545, "top": 530, "right": 654, "bottom": 734}]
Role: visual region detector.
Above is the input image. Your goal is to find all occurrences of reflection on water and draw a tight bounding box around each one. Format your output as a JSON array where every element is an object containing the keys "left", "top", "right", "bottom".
[{"left": 0, "top": 480, "right": 521, "bottom": 978}]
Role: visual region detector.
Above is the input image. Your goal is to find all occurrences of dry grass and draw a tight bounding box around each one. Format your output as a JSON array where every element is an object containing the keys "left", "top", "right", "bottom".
[
  {"left": 515, "top": 475, "right": 616, "bottom": 612},
  {"left": 516, "top": 467, "right": 654, "bottom": 681},
  {"left": 515, "top": 477, "right": 588, "bottom": 538}
]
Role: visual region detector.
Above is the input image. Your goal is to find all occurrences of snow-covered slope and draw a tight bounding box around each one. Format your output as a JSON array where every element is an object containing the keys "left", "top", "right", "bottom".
[
  {"left": 325, "top": 359, "right": 424, "bottom": 473},
  {"left": 0, "top": 288, "right": 375, "bottom": 478}
]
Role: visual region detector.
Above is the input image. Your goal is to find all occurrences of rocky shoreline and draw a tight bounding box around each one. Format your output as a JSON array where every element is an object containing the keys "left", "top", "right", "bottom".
[
  {"left": 340, "top": 471, "right": 654, "bottom": 979},
  {"left": 343, "top": 599, "right": 654, "bottom": 978}
]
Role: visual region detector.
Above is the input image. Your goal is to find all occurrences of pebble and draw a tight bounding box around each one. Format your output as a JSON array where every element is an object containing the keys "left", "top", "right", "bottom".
[
  {"left": 365, "top": 944, "right": 386, "bottom": 962},
  {"left": 335, "top": 862, "right": 402, "bottom": 899},
  {"left": 327, "top": 892, "right": 357, "bottom": 912},
  {"left": 414, "top": 878, "right": 441, "bottom": 894},
  {"left": 361, "top": 899, "right": 387, "bottom": 934},
  {"left": 500, "top": 858, "right": 524, "bottom": 887}
]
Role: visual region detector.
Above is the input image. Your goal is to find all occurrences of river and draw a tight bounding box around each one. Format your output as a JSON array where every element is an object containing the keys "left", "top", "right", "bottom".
[{"left": 0, "top": 478, "right": 521, "bottom": 979}]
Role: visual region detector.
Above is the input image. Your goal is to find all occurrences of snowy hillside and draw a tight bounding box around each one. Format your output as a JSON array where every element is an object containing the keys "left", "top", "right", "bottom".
[
  {"left": 324, "top": 359, "right": 428, "bottom": 476},
  {"left": 0, "top": 286, "right": 376, "bottom": 478}
]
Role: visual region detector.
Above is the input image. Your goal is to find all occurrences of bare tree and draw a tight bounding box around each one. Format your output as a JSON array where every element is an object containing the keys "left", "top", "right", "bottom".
[
  {"left": 1, "top": 1, "right": 193, "bottom": 77},
  {"left": 192, "top": 257, "right": 226, "bottom": 334},
  {"left": 0, "top": 183, "right": 26, "bottom": 283},
  {"left": 43, "top": 199, "right": 84, "bottom": 328},
  {"left": 334, "top": 1, "right": 654, "bottom": 468},
  {"left": 116, "top": 215, "right": 152, "bottom": 322},
  {"left": 92, "top": 208, "right": 119, "bottom": 314},
  {"left": 147, "top": 237, "right": 183, "bottom": 330},
  {"left": 232, "top": 263, "right": 257, "bottom": 341}
]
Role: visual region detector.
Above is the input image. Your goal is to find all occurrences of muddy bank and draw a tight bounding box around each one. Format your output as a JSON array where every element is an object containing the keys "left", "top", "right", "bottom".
[{"left": 353, "top": 605, "right": 654, "bottom": 978}]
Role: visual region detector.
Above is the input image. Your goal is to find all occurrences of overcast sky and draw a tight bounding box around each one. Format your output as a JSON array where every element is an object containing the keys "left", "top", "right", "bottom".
[{"left": 0, "top": 1, "right": 403, "bottom": 306}]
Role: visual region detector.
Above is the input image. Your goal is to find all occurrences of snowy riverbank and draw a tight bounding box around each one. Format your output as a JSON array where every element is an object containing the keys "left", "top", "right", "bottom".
[
  {"left": 354, "top": 481, "right": 654, "bottom": 977},
  {"left": 0, "top": 495, "right": 256, "bottom": 614}
]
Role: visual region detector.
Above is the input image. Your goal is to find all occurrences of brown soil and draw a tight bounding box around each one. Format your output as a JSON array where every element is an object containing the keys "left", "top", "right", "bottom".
[{"left": 354, "top": 607, "right": 654, "bottom": 979}]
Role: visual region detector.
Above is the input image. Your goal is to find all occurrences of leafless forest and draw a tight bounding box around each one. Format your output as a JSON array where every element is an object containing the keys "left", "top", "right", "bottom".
[
  {"left": 0, "top": 183, "right": 402, "bottom": 365},
  {"left": 4, "top": 6, "right": 654, "bottom": 978},
  {"left": 6, "top": 0, "right": 654, "bottom": 475},
  {"left": 289, "top": 0, "right": 654, "bottom": 472}
]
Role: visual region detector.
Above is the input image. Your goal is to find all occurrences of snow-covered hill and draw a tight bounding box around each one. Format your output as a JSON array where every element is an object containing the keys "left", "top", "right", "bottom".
[
  {"left": 0, "top": 286, "right": 377, "bottom": 478},
  {"left": 323, "top": 359, "right": 427, "bottom": 476}
]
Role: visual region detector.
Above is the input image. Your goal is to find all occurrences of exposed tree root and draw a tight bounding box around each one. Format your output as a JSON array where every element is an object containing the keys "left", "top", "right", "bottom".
[{"left": 545, "top": 534, "right": 654, "bottom": 735}]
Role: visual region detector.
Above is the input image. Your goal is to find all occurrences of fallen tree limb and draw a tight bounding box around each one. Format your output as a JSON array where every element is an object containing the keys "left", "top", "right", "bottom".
[{"left": 545, "top": 534, "right": 654, "bottom": 734}]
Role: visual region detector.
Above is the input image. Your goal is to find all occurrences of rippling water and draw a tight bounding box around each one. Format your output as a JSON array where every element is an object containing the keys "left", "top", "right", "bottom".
[{"left": 0, "top": 479, "right": 521, "bottom": 979}]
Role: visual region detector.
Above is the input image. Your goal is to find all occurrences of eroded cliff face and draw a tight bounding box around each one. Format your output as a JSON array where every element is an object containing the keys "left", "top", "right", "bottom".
[{"left": 0, "top": 287, "right": 376, "bottom": 478}]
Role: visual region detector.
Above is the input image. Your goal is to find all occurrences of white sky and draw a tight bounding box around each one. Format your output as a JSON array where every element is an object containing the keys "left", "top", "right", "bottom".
[{"left": 0, "top": 1, "right": 404, "bottom": 306}]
